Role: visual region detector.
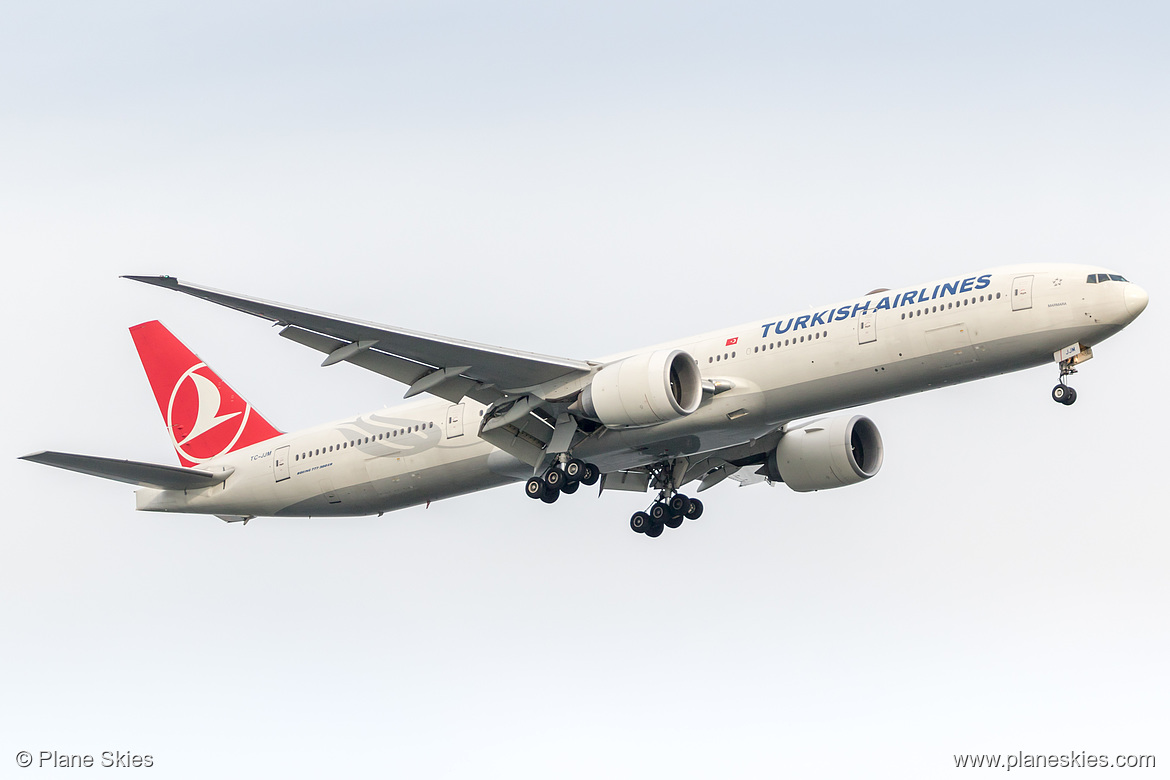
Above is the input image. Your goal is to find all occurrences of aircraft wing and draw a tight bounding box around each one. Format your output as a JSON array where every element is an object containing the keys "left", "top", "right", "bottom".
[
  {"left": 125, "top": 276, "right": 595, "bottom": 404},
  {"left": 20, "top": 451, "right": 233, "bottom": 490}
]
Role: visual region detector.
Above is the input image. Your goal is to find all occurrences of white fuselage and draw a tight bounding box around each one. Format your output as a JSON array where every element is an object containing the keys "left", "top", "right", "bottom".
[{"left": 135, "top": 264, "right": 1146, "bottom": 518}]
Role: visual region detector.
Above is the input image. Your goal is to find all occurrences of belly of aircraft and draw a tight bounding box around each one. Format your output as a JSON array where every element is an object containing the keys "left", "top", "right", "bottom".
[{"left": 273, "top": 452, "right": 515, "bottom": 517}]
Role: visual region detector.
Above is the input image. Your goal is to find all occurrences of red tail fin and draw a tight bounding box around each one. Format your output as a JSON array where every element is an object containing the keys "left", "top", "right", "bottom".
[{"left": 130, "top": 321, "right": 282, "bottom": 467}]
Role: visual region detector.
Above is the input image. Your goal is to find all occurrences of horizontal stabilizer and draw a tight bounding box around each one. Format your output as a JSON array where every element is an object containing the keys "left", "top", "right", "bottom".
[{"left": 20, "top": 451, "right": 232, "bottom": 490}]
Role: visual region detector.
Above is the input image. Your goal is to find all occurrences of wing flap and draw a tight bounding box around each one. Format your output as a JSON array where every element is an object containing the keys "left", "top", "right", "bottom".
[
  {"left": 20, "top": 451, "right": 232, "bottom": 490},
  {"left": 278, "top": 325, "right": 487, "bottom": 404}
]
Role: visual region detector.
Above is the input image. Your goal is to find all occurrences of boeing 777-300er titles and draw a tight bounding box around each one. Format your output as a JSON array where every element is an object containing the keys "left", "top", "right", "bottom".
[{"left": 21, "top": 266, "right": 1148, "bottom": 537}]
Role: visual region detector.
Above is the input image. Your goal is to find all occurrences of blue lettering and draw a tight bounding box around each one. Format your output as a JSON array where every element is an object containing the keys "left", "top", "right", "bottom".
[
  {"left": 810, "top": 311, "right": 826, "bottom": 327},
  {"left": 834, "top": 306, "right": 851, "bottom": 322},
  {"left": 793, "top": 314, "right": 810, "bottom": 330},
  {"left": 851, "top": 301, "right": 871, "bottom": 318},
  {"left": 932, "top": 284, "right": 941, "bottom": 299},
  {"left": 874, "top": 296, "right": 891, "bottom": 311},
  {"left": 919, "top": 287, "right": 931, "bottom": 301},
  {"left": 775, "top": 318, "right": 793, "bottom": 335},
  {"left": 959, "top": 276, "right": 975, "bottom": 293},
  {"left": 761, "top": 322, "right": 775, "bottom": 338},
  {"left": 975, "top": 273, "right": 992, "bottom": 290},
  {"left": 902, "top": 290, "right": 918, "bottom": 306},
  {"left": 941, "top": 280, "right": 958, "bottom": 297},
  {"left": 892, "top": 293, "right": 902, "bottom": 306}
]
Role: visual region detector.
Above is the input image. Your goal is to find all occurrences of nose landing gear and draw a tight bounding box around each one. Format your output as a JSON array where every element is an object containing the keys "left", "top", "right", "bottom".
[{"left": 1051, "top": 343, "right": 1093, "bottom": 405}]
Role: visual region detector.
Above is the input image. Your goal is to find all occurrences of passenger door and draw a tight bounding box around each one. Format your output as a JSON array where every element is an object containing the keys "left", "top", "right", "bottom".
[
  {"left": 273, "top": 445, "right": 290, "bottom": 482},
  {"left": 446, "top": 404, "right": 465, "bottom": 439},
  {"left": 858, "top": 311, "right": 877, "bottom": 344},
  {"left": 1012, "top": 275, "right": 1034, "bottom": 311}
]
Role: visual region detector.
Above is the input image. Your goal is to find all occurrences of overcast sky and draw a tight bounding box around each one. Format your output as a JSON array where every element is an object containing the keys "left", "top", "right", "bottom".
[{"left": 2, "top": 2, "right": 1167, "bottom": 777}]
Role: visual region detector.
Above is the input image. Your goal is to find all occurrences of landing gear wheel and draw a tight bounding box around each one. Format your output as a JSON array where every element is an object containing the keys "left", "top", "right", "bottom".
[
  {"left": 544, "top": 468, "right": 564, "bottom": 490},
  {"left": 1052, "top": 385, "right": 1068, "bottom": 404},
  {"left": 644, "top": 520, "right": 665, "bottom": 538},
  {"left": 540, "top": 486, "right": 559, "bottom": 503},
  {"left": 630, "top": 511, "right": 650, "bottom": 533},
  {"left": 1062, "top": 386, "right": 1078, "bottom": 405},
  {"left": 664, "top": 513, "right": 684, "bottom": 529},
  {"left": 525, "top": 477, "right": 545, "bottom": 499},
  {"left": 649, "top": 502, "right": 669, "bottom": 523},
  {"left": 667, "top": 493, "right": 689, "bottom": 517},
  {"left": 560, "top": 480, "right": 579, "bottom": 494},
  {"left": 563, "top": 459, "right": 584, "bottom": 480},
  {"left": 580, "top": 463, "right": 600, "bottom": 486},
  {"left": 684, "top": 498, "right": 704, "bottom": 520}
]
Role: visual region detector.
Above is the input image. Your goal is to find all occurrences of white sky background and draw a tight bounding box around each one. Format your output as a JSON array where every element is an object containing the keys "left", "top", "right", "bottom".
[{"left": 2, "top": 1, "right": 1167, "bottom": 777}]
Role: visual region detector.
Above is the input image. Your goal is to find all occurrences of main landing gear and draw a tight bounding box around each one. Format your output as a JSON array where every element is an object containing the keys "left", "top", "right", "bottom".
[
  {"left": 629, "top": 491, "right": 703, "bottom": 538},
  {"left": 524, "top": 458, "right": 600, "bottom": 505},
  {"left": 524, "top": 456, "right": 705, "bottom": 539}
]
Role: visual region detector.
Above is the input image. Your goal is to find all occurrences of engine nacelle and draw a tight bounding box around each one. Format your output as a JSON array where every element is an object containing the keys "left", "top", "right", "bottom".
[
  {"left": 577, "top": 349, "right": 703, "bottom": 428},
  {"left": 768, "top": 415, "right": 884, "bottom": 492}
]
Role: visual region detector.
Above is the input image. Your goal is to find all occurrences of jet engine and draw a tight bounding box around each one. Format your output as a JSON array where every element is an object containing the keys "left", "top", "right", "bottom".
[
  {"left": 575, "top": 349, "right": 703, "bottom": 428},
  {"left": 767, "top": 415, "right": 884, "bottom": 491}
]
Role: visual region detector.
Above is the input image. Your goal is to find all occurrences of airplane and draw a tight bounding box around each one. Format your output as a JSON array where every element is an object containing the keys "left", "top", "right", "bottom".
[{"left": 20, "top": 265, "right": 1148, "bottom": 537}]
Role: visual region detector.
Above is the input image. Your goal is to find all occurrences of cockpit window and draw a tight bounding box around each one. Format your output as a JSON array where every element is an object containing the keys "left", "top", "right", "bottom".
[
  {"left": 1087, "top": 273, "right": 1130, "bottom": 283},
  {"left": 1086, "top": 274, "right": 1098, "bottom": 283},
  {"left": 1109, "top": 274, "right": 1128, "bottom": 282}
]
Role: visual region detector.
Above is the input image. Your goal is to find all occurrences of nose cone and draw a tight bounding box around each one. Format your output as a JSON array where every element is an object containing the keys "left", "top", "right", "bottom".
[{"left": 1125, "top": 284, "right": 1149, "bottom": 318}]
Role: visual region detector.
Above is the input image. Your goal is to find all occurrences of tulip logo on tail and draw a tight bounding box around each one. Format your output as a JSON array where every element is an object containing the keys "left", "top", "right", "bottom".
[
  {"left": 167, "top": 363, "right": 253, "bottom": 464},
  {"left": 131, "top": 320, "right": 282, "bottom": 468}
]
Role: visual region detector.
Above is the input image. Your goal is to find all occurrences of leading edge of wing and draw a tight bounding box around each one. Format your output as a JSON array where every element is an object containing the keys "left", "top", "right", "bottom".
[
  {"left": 123, "top": 276, "right": 594, "bottom": 392},
  {"left": 20, "top": 451, "right": 232, "bottom": 490}
]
